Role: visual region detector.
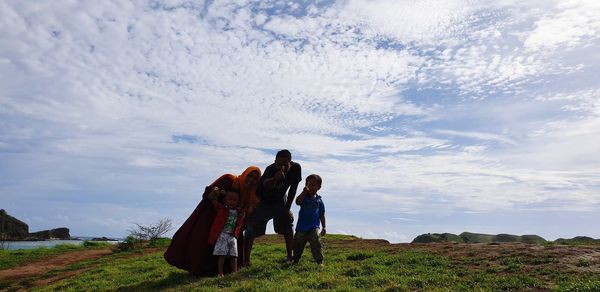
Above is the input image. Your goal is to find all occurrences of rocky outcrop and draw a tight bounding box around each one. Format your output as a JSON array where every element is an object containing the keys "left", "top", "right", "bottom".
[
  {"left": 412, "top": 233, "right": 463, "bottom": 243},
  {"left": 459, "top": 232, "right": 494, "bottom": 243},
  {"left": 91, "top": 237, "right": 119, "bottom": 241},
  {"left": 0, "top": 210, "right": 71, "bottom": 240},
  {"left": 520, "top": 235, "right": 547, "bottom": 244},
  {"left": 29, "top": 227, "right": 71, "bottom": 240},
  {"left": 412, "top": 232, "right": 548, "bottom": 244},
  {"left": 0, "top": 209, "right": 29, "bottom": 240},
  {"left": 555, "top": 236, "right": 600, "bottom": 244}
]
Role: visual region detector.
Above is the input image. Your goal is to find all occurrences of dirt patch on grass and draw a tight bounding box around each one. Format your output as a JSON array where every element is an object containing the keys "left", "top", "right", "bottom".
[
  {"left": 0, "top": 248, "right": 113, "bottom": 281},
  {"left": 0, "top": 247, "right": 164, "bottom": 289}
]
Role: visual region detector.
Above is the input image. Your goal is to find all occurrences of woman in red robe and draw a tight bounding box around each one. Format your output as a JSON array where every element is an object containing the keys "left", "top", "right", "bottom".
[{"left": 163, "top": 166, "right": 261, "bottom": 276}]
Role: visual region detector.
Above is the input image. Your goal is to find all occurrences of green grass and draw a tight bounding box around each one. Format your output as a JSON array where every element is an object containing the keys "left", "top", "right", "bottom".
[
  {"left": 2, "top": 235, "right": 600, "bottom": 291},
  {"left": 0, "top": 244, "right": 85, "bottom": 270}
]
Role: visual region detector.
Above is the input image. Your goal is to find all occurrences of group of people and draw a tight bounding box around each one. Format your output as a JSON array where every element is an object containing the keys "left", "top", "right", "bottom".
[{"left": 164, "top": 149, "right": 327, "bottom": 277}]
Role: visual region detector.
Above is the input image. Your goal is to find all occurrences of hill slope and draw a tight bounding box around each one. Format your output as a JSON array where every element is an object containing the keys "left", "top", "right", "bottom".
[{"left": 1, "top": 234, "right": 600, "bottom": 291}]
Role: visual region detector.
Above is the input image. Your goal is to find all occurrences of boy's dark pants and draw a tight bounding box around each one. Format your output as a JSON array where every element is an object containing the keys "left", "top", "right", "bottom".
[{"left": 292, "top": 229, "right": 323, "bottom": 264}]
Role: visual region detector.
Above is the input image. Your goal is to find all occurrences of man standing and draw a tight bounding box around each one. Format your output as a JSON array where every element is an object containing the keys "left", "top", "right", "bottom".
[{"left": 244, "top": 149, "right": 302, "bottom": 265}]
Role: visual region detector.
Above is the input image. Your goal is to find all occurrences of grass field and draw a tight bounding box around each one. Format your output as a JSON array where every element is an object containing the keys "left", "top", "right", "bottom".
[
  {"left": 0, "top": 244, "right": 86, "bottom": 271},
  {"left": 1, "top": 234, "right": 600, "bottom": 291}
]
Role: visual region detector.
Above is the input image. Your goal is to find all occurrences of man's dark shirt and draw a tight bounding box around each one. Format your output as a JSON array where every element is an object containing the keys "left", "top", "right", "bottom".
[{"left": 257, "top": 161, "right": 302, "bottom": 204}]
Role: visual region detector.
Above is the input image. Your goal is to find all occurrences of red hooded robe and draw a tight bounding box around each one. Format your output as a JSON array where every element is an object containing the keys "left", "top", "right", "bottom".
[{"left": 163, "top": 166, "right": 260, "bottom": 276}]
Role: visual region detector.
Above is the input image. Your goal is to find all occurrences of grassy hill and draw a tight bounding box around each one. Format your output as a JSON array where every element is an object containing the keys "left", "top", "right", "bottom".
[{"left": 2, "top": 234, "right": 600, "bottom": 291}]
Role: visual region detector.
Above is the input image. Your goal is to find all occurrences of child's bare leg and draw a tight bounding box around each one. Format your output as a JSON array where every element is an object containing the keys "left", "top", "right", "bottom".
[
  {"left": 217, "top": 256, "right": 225, "bottom": 277},
  {"left": 230, "top": 257, "right": 238, "bottom": 273}
]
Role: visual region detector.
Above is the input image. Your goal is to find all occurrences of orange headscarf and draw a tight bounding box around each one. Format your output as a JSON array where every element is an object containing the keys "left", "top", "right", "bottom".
[{"left": 231, "top": 166, "right": 261, "bottom": 212}]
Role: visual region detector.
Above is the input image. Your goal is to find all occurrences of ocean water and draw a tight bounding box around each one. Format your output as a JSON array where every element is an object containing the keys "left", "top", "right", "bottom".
[{"left": 2, "top": 237, "right": 121, "bottom": 250}]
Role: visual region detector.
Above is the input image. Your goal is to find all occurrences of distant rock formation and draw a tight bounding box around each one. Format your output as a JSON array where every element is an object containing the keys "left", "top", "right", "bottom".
[
  {"left": 0, "top": 210, "right": 71, "bottom": 240},
  {"left": 0, "top": 209, "right": 29, "bottom": 240},
  {"left": 29, "top": 227, "right": 71, "bottom": 240},
  {"left": 412, "top": 231, "right": 548, "bottom": 244},
  {"left": 91, "top": 237, "right": 119, "bottom": 241},
  {"left": 459, "top": 232, "right": 494, "bottom": 243},
  {"left": 412, "top": 233, "right": 463, "bottom": 243},
  {"left": 555, "top": 236, "right": 600, "bottom": 244},
  {"left": 518, "top": 235, "right": 547, "bottom": 244}
]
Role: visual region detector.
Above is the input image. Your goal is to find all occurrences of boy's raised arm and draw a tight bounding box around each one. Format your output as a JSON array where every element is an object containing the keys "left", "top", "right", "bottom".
[{"left": 295, "top": 186, "right": 308, "bottom": 205}]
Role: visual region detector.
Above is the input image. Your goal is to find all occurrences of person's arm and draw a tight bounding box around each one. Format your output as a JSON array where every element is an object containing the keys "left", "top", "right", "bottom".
[
  {"left": 286, "top": 182, "right": 299, "bottom": 210},
  {"left": 263, "top": 166, "right": 285, "bottom": 191},
  {"left": 202, "top": 174, "right": 235, "bottom": 200},
  {"left": 320, "top": 213, "right": 326, "bottom": 236},
  {"left": 286, "top": 163, "right": 302, "bottom": 210},
  {"left": 207, "top": 187, "right": 225, "bottom": 208},
  {"left": 295, "top": 186, "right": 309, "bottom": 205}
]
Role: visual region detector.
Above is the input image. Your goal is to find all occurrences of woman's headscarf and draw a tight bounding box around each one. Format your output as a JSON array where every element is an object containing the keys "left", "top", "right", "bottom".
[{"left": 232, "top": 166, "right": 261, "bottom": 211}]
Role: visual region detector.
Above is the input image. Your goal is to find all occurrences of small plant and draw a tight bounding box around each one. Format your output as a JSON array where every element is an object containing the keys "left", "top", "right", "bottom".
[
  {"left": 83, "top": 241, "right": 114, "bottom": 248},
  {"left": 346, "top": 252, "right": 373, "bottom": 261},
  {"left": 575, "top": 259, "right": 593, "bottom": 267}
]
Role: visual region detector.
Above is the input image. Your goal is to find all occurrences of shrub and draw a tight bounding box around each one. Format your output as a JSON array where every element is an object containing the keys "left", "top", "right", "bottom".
[
  {"left": 114, "top": 236, "right": 144, "bottom": 252},
  {"left": 148, "top": 237, "right": 171, "bottom": 248}
]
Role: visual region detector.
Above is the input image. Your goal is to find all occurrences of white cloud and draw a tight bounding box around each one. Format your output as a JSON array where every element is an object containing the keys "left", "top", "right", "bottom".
[
  {"left": 524, "top": 0, "right": 600, "bottom": 51},
  {"left": 335, "top": 0, "right": 472, "bottom": 44},
  {"left": 2, "top": 0, "right": 600, "bottom": 241},
  {"left": 436, "top": 129, "right": 518, "bottom": 145}
]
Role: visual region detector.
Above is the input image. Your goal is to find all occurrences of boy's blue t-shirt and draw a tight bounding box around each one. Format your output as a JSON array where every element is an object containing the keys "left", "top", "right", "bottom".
[{"left": 296, "top": 194, "right": 325, "bottom": 232}]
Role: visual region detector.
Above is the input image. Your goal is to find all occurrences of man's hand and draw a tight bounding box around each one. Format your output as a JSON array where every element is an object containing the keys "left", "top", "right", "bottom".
[
  {"left": 320, "top": 227, "right": 326, "bottom": 236},
  {"left": 273, "top": 166, "right": 286, "bottom": 182},
  {"left": 288, "top": 209, "right": 294, "bottom": 221}
]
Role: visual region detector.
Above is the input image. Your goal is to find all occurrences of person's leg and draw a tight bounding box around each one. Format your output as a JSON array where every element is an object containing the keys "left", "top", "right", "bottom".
[
  {"left": 217, "top": 256, "right": 225, "bottom": 276},
  {"left": 284, "top": 231, "right": 294, "bottom": 261},
  {"left": 244, "top": 203, "right": 270, "bottom": 267},
  {"left": 214, "top": 233, "right": 229, "bottom": 275},
  {"left": 230, "top": 257, "right": 237, "bottom": 273},
  {"left": 244, "top": 235, "right": 254, "bottom": 267},
  {"left": 274, "top": 207, "right": 294, "bottom": 261},
  {"left": 229, "top": 234, "right": 238, "bottom": 273},
  {"left": 307, "top": 229, "right": 324, "bottom": 264},
  {"left": 237, "top": 234, "right": 245, "bottom": 268},
  {"left": 292, "top": 231, "right": 308, "bottom": 263}
]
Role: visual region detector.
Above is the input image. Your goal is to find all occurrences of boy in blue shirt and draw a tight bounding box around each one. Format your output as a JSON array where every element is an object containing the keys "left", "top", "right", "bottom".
[{"left": 292, "top": 174, "right": 326, "bottom": 265}]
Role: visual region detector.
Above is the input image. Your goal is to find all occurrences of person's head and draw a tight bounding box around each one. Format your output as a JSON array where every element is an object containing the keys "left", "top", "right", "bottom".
[
  {"left": 305, "top": 174, "right": 322, "bottom": 195},
  {"left": 240, "top": 166, "right": 261, "bottom": 189},
  {"left": 274, "top": 149, "right": 292, "bottom": 174},
  {"left": 224, "top": 190, "right": 240, "bottom": 208}
]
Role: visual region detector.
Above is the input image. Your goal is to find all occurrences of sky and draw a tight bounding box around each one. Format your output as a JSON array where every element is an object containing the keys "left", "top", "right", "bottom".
[{"left": 1, "top": 0, "right": 599, "bottom": 243}]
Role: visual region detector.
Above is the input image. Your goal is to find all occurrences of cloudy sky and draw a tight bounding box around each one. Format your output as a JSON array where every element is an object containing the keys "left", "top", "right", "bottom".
[{"left": 1, "top": 0, "right": 599, "bottom": 242}]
